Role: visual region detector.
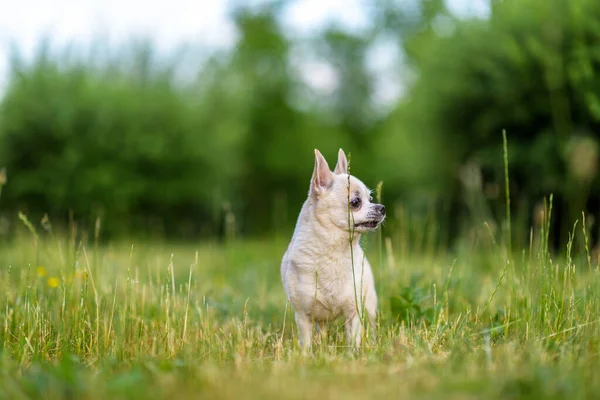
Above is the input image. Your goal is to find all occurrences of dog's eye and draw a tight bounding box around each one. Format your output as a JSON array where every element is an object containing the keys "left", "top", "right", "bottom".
[{"left": 350, "top": 198, "right": 362, "bottom": 209}]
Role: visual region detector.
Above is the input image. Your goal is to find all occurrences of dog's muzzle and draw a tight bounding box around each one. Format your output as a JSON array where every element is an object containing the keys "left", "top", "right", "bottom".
[
  {"left": 354, "top": 204, "right": 386, "bottom": 230},
  {"left": 373, "top": 204, "right": 386, "bottom": 217}
]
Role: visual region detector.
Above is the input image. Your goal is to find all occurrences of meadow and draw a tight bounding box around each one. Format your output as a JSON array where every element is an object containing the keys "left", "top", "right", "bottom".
[
  {"left": 2, "top": 194, "right": 600, "bottom": 400},
  {"left": 2, "top": 0, "right": 600, "bottom": 397}
]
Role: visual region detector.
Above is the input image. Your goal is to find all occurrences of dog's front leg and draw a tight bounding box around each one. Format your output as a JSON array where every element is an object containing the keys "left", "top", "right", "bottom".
[
  {"left": 295, "top": 312, "right": 313, "bottom": 351},
  {"left": 345, "top": 312, "right": 362, "bottom": 350}
]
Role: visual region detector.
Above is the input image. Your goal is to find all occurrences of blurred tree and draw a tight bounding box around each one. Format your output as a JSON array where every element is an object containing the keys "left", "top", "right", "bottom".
[
  {"left": 228, "top": 3, "right": 304, "bottom": 233},
  {"left": 0, "top": 41, "right": 243, "bottom": 238},
  {"left": 317, "top": 28, "right": 375, "bottom": 142},
  {"left": 378, "top": 0, "right": 600, "bottom": 247}
]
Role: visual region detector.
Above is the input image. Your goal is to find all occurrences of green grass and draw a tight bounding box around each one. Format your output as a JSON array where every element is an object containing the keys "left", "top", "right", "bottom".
[{"left": 1, "top": 209, "right": 600, "bottom": 400}]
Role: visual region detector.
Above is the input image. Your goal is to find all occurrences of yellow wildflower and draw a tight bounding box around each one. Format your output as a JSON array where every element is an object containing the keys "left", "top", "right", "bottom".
[
  {"left": 37, "top": 267, "right": 47, "bottom": 277},
  {"left": 47, "top": 277, "right": 60, "bottom": 288},
  {"left": 75, "top": 270, "right": 88, "bottom": 280}
]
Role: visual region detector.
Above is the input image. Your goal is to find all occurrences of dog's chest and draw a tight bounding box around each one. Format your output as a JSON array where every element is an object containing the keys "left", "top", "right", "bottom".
[
  {"left": 306, "top": 252, "right": 363, "bottom": 319},
  {"left": 315, "top": 256, "right": 351, "bottom": 294}
]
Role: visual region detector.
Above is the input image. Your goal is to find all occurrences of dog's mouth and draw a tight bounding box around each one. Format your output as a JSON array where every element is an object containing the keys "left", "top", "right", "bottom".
[{"left": 354, "top": 220, "right": 381, "bottom": 230}]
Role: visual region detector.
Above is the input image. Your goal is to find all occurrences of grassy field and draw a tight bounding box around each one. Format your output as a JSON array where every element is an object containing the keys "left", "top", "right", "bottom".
[{"left": 1, "top": 206, "right": 600, "bottom": 400}]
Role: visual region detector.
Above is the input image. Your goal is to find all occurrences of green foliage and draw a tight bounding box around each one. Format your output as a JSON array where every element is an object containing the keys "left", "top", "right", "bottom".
[
  {"left": 385, "top": 0, "right": 600, "bottom": 244},
  {"left": 389, "top": 274, "right": 438, "bottom": 325},
  {"left": 3, "top": 0, "right": 600, "bottom": 245},
  {"left": 0, "top": 42, "right": 246, "bottom": 237},
  {"left": 390, "top": 285, "right": 437, "bottom": 325}
]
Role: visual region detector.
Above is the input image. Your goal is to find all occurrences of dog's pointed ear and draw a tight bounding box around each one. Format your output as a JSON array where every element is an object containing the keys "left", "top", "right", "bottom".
[
  {"left": 334, "top": 148, "right": 348, "bottom": 175},
  {"left": 311, "top": 149, "right": 334, "bottom": 195}
]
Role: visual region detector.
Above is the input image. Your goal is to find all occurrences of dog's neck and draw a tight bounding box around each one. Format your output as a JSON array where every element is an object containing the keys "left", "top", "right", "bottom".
[{"left": 302, "top": 200, "right": 361, "bottom": 251}]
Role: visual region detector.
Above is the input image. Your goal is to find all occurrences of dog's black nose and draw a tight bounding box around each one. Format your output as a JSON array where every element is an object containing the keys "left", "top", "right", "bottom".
[{"left": 377, "top": 204, "right": 386, "bottom": 217}]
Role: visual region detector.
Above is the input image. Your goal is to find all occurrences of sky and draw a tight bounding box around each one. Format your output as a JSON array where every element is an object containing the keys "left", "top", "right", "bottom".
[{"left": 0, "top": 0, "right": 490, "bottom": 101}]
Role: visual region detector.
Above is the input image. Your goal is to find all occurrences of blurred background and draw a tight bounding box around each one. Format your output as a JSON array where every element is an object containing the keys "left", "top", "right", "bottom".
[{"left": 1, "top": 0, "right": 599, "bottom": 249}]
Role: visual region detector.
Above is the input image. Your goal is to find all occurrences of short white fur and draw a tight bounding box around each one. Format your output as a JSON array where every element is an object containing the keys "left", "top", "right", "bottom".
[{"left": 281, "top": 148, "right": 385, "bottom": 350}]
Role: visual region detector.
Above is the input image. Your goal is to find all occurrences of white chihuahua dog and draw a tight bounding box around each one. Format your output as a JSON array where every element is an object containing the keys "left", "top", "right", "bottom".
[{"left": 281, "top": 148, "right": 386, "bottom": 350}]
